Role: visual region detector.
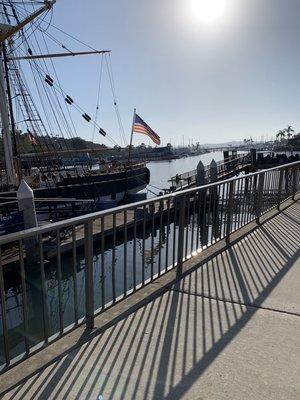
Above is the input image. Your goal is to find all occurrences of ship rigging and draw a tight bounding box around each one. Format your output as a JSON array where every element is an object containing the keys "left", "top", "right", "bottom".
[{"left": 0, "top": 0, "right": 149, "bottom": 203}]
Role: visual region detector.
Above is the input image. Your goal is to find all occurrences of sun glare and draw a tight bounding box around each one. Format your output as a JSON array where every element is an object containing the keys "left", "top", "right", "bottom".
[{"left": 192, "top": 0, "right": 226, "bottom": 23}]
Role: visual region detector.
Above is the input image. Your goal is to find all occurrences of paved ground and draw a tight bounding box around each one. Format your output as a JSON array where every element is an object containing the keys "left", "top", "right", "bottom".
[{"left": 2, "top": 202, "right": 300, "bottom": 400}]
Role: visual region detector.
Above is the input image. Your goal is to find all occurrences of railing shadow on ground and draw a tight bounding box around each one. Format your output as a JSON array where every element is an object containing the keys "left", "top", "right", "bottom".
[
  {"left": 1, "top": 160, "right": 298, "bottom": 370},
  {"left": 2, "top": 201, "right": 299, "bottom": 400}
]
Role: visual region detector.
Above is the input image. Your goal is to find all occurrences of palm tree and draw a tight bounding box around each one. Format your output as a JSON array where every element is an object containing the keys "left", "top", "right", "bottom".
[
  {"left": 285, "top": 125, "right": 295, "bottom": 140},
  {"left": 276, "top": 130, "right": 285, "bottom": 142}
]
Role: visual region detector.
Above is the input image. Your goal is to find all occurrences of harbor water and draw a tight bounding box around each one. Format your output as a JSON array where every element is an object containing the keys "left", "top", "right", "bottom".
[
  {"left": 147, "top": 151, "right": 224, "bottom": 195},
  {"left": 0, "top": 151, "right": 229, "bottom": 365}
]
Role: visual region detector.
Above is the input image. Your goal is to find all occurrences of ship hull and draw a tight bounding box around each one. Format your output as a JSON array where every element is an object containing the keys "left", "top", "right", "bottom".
[
  {"left": 33, "top": 166, "right": 150, "bottom": 200},
  {"left": 0, "top": 166, "right": 150, "bottom": 201}
]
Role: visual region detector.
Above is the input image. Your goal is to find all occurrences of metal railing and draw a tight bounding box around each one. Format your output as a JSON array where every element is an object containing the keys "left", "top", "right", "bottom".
[
  {"left": 0, "top": 161, "right": 299, "bottom": 370},
  {"left": 170, "top": 153, "right": 250, "bottom": 189}
]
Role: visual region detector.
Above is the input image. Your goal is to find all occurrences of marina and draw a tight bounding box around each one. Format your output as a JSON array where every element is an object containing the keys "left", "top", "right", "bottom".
[
  {"left": 0, "top": 159, "right": 298, "bottom": 367},
  {"left": 0, "top": 1, "right": 299, "bottom": 399},
  {"left": 0, "top": 151, "right": 254, "bottom": 266}
]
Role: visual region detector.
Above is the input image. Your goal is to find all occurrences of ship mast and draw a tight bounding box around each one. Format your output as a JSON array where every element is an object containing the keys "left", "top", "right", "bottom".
[
  {"left": 0, "top": 0, "right": 56, "bottom": 187},
  {"left": 0, "top": 43, "right": 16, "bottom": 186}
]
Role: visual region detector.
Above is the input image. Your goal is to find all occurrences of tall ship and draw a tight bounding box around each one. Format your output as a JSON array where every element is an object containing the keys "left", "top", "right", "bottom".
[{"left": 0, "top": 1, "right": 150, "bottom": 206}]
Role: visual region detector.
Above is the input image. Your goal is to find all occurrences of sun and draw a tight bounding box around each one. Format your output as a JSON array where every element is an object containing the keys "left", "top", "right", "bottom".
[{"left": 192, "top": 0, "right": 226, "bottom": 23}]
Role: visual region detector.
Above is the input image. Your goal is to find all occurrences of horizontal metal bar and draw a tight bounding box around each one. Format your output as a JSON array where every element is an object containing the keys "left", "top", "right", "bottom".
[
  {"left": 0, "top": 161, "right": 299, "bottom": 245},
  {"left": 8, "top": 50, "right": 111, "bottom": 61}
]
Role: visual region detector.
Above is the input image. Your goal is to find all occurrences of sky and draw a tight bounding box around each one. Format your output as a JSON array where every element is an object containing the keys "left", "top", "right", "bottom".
[{"left": 16, "top": 0, "right": 300, "bottom": 146}]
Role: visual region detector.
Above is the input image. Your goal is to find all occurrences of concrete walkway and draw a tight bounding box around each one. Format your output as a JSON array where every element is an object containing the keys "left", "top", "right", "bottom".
[{"left": 2, "top": 202, "right": 300, "bottom": 400}]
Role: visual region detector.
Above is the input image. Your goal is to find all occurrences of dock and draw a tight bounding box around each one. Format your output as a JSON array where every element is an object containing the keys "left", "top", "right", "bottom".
[{"left": 170, "top": 153, "right": 253, "bottom": 190}]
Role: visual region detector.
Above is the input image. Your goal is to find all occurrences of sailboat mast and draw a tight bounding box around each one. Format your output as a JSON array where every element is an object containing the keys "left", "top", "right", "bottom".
[
  {"left": 0, "top": 1, "right": 56, "bottom": 43},
  {"left": 0, "top": 43, "right": 17, "bottom": 186}
]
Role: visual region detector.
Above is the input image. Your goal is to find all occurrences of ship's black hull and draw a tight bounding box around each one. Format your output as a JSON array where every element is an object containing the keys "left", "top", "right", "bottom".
[
  {"left": 33, "top": 166, "right": 150, "bottom": 200},
  {"left": 0, "top": 166, "right": 150, "bottom": 201}
]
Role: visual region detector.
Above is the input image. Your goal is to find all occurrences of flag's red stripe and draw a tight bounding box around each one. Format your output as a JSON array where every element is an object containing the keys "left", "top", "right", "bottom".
[
  {"left": 134, "top": 129, "right": 160, "bottom": 142},
  {"left": 133, "top": 122, "right": 161, "bottom": 144},
  {"left": 133, "top": 125, "right": 159, "bottom": 139},
  {"left": 133, "top": 131, "right": 160, "bottom": 144}
]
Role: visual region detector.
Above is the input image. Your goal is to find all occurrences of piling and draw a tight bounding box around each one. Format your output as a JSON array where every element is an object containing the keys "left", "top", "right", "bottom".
[{"left": 209, "top": 160, "right": 220, "bottom": 240}]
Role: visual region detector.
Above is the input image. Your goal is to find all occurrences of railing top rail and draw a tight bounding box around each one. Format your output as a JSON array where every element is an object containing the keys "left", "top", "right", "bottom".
[{"left": 0, "top": 160, "right": 299, "bottom": 245}]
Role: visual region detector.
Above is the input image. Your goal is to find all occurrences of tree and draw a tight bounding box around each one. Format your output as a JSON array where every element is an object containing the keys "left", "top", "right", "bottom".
[
  {"left": 285, "top": 125, "right": 295, "bottom": 139},
  {"left": 276, "top": 130, "right": 285, "bottom": 142},
  {"left": 243, "top": 138, "right": 254, "bottom": 147}
]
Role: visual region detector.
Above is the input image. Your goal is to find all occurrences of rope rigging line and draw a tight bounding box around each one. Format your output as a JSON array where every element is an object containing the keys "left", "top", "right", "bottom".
[
  {"left": 1, "top": 2, "right": 85, "bottom": 177},
  {"left": 6, "top": 3, "right": 52, "bottom": 55},
  {"left": 9, "top": 12, "right": 84, "bottom": 151},
  {"left": 105, "top": 54, "right": 127, "bottom": 146},
  {"left": 12, "top": 79, "right": 60, "bottom": 168},
  {"left": 2, "top": 0, "right": 129, "bottom": 160},
  {"left": 3, "top": 1, "right": 43, "bottom": 4},
  {"left": 5, "top": 2, "right": 71, "bottom": 166},
  {"left": 19, "top": 49, "right": 121, "bottom": 147},
  {"left": 40, "top": 31, "right": 77, "bottom": 140},
  {"left": 41, "top": 21, "right": 99, "bottom": 52},
  {"left": 18, "top": 8, "right": 97, "bottom": 57},
  {"left": 2, "top": 3, "right": 58, "bottom": 162},
  {"left": 13, "top": 1, "right": 128, "bottom": 151},
  {"left": 92, "top": 54, "right": 104, "bottom": 144},
  {"left": 148, "top": 182, "right": 165, "bottom": 191},
  {"left": 25, "top": 43, "right": 72, "bottom": 144}
]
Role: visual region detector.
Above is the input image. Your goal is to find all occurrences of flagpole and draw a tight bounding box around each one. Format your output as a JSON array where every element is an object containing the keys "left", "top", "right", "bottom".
[{"left": 128, "top": 108, "right": 136, "bottom": 164}]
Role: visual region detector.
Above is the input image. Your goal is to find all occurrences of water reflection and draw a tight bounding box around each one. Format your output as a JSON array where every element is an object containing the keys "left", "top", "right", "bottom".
[
  {"left": 1, "top": 181, "right": 273, "bottom": 366},
  {"left": 0, "top": 215, "right": 181, "bottom": 366}
]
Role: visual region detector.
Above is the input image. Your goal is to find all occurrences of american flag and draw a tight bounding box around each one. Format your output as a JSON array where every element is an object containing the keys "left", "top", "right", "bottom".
[{"left": 133, "top": 113, "right": 161, "bottom": 145}]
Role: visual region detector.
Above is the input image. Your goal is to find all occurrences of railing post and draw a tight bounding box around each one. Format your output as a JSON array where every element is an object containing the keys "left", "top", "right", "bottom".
[
  {"left": 84, "top": 220, "right": 94, "bottom": 330},
  {"left": 292, "top": 165, "right": 298, "bottom": 200},
  {"left": 177, "top": 194, "right": 186, "bottom": 276},
  {"left": 250, "top": 148, "right": 257, "bottom": 170},
  {"left": 0, "top": 249, "right": 9, "bottom": 366},
  {"left": 196, "top": 160, "right": 205, "bottom": 186},
  {"left": 277, "top": 169, "right": 284, "bottom": 210},
  {"left": 210, "top": 159, "right": 218, "bottom": 183},
  {"left": 209, "top": 161, "right": 219, "bottom": 240},
  {"left": 226, "top": 180, "right": 235, "bottom": 244},
  {"left": 256, "top": 173, "right": 265, "bottom": 224}
]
